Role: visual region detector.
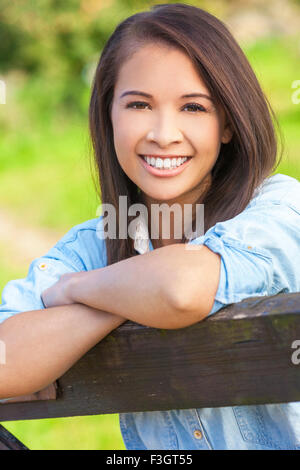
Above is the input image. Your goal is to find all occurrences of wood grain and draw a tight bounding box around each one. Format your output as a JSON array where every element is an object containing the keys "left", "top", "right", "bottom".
[{"left": 1, "top": 292, "right": 299, "bottom": 422}]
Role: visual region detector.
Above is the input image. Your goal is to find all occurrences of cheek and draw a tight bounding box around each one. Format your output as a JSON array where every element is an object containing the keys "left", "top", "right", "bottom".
[
  {"left": 112, "top": 119, "right": 139, "bottom": 175},
  {"left": 194, "top": 119, "right": 223, "bottom": 153},
  {"left": 113, "top": 117, "right": 140, "bottom": 154}
]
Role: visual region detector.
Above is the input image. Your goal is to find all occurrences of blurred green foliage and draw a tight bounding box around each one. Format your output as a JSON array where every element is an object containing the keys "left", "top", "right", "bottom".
[
  {"left": 0, "top": 0, "right": 244, "bottom": 114},
  {"left": 0, "top": 0, "right": 160, "bottom": 115}
]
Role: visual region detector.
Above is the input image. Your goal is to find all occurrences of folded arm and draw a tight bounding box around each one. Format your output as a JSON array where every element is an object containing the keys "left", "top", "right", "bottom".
[
  {"left": 67, "top": 243, "right": 221, "bottom": 329},
  {"left": 0, "top": 304, "right": 126, "bottom": 398}
]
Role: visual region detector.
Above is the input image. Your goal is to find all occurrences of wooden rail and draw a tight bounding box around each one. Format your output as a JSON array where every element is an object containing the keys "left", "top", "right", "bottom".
[{"left": 1, "top": 291, "right": 300, "bottom": 430}]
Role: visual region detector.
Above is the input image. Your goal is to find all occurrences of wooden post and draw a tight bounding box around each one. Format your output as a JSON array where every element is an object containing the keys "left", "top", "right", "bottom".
[
  {"left": 0, "top": 424, "right": 28, "bottom": 450},
  {"left": 0, "top": 292, "right": 300, "bottom": 423}
]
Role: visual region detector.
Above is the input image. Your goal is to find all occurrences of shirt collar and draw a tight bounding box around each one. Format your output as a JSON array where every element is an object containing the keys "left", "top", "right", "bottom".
[
  {"left": 133, "top": 177, "right": 273, "bottom": 255},
  {"left": 134, "top": 216, "right": 151, "bottom": 255},
  {"left": 133, "top": 217, "right": 196, "bottom": 254}
]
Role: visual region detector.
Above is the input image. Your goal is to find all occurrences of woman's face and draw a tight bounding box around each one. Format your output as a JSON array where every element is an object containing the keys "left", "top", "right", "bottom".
[{"left": 111, "top": 43, "right": 232, "bottom": 206}]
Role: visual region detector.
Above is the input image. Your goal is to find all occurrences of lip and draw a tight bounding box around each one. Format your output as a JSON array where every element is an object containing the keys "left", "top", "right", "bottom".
[
  {"left": 142, "top": 154, "right": 191, "bottom": 159},
  {"left": 138, "top": 155, "right": 192, "bottom": 178}
]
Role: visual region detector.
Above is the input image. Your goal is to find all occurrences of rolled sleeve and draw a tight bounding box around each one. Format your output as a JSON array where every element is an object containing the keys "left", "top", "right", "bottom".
[
  {"left": 0, "top": 245, "right": 85, "bottom": 325},
  {"left": 205, "top": 235, "right": 273, "bottom": 312},
  {"left": 0, "top": 216, "right": 106, "bottom": 326},
  {"left": 188, "top": 201, "right": 300, "bottom": 317}
]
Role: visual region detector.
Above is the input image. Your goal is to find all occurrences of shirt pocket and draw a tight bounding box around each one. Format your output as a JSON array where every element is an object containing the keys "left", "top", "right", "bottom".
[
  {"left": 233, "top": 404, "right": 300, "bottom": 450},
  {"left": 120, "top": 411, "right": 179, "bottom": 450}
]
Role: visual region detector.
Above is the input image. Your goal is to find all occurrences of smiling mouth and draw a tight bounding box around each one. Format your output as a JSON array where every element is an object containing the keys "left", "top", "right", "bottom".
[{"left": 139, "top": 155, "right": 192, "bottom": 170}]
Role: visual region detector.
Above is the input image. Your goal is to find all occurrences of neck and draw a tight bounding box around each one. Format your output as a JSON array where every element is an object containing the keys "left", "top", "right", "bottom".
[{"left": 141, "top": 174, "right": 211, "bottom": 248}]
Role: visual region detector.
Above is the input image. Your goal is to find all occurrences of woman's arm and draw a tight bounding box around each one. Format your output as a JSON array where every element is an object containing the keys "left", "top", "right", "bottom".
[
  {"left": 0, "top": 304, "right": 126, "bottom": 399},
  {"left": 63, "top": 243, "right": 221, "bottom": 329}
]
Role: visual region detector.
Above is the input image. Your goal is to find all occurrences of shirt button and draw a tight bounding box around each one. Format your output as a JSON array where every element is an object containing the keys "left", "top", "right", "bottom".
[
  {"left": 38, "top": 262, "right": 48, "bottom": 270},
  {"left": 193, "top": 429, "right": 203, "bottom": 439}
]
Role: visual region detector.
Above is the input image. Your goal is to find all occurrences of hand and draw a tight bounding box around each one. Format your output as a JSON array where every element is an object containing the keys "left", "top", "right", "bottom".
[{"left": 41, "top": 272, "right": 78, "bottom": 308}]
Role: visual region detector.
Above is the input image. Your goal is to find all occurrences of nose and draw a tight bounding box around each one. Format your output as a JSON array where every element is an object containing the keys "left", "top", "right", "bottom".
[{"left": 146, "top": 112, "right": 183, "bottom": 147}]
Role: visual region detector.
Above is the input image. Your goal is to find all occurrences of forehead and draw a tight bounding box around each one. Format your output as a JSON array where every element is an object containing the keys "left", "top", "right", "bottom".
[{"left": 114, "top": 43, "right": 210, "bottom": 95}]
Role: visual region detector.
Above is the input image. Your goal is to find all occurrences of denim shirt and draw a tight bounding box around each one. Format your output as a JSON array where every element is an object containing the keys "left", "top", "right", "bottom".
[{"left": 0, "top": 173, "right": 300, "bottom": 450}]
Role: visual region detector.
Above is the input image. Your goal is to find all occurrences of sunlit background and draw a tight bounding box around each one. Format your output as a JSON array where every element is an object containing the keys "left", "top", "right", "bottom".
[{"left": 0, "top": 0, "right": 299, "bottom": 450}]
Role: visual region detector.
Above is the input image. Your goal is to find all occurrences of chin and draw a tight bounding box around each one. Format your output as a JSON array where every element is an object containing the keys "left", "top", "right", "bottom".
[{"left": 144, "top": 190, "right": 185, "bottom": 204}]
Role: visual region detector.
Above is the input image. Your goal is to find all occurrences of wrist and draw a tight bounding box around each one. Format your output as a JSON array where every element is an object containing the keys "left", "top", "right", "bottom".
[
  {"left": 69, "top": 272, "right": 128, "bottom": 325},
  {"left": 67, "top": 271, "right": 86, "bottom": 304}
]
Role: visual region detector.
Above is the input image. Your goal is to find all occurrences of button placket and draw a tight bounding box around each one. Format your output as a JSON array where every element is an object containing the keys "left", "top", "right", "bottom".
[{"left": 194, "top": 409, "right": 213, "bottom": 450}]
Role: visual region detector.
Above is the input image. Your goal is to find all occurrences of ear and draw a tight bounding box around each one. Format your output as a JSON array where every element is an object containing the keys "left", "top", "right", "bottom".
[{"left": 221, "top": 123, "right": 233, "bottom": 144}]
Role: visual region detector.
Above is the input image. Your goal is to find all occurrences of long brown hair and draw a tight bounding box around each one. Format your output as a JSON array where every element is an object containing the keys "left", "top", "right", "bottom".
[{"left": 89, "top": 3, "right": 283, "bottom": 266}]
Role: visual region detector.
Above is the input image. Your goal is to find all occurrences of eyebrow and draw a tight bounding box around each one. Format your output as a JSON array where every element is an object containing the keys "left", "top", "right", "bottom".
[{"left": 119, "top": 90, "right": 213, "bottom": 101}]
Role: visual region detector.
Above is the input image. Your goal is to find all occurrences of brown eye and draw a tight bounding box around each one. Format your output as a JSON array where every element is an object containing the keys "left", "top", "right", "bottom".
[
  {"left": 183, "top": 103, "right": 206, "bottom": 113},
  {"left": 126, "top": 101, "right": 150, "bottom": 110}
]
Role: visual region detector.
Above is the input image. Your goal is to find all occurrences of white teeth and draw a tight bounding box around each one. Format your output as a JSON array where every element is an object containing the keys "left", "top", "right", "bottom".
[
  {"left": 156, "top": 158, "right": 163, "bottom": 168},
  {"left": 163, "top": 158, "right": 171, "bottom": 169},
  {"left": 143, "top": 156, "right": 188, "bottom": 169}
]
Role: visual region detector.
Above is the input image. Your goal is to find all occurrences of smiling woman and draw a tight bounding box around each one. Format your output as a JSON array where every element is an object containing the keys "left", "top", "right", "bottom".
[
  {"left": 110, "top": 43, "right": 232, "bottom": 209},
  {"left": 0, "top": 2, "right": 299, "bottom": 451},
  {"left": 89, "top": 3, "right": 281, "bottom": 265}
]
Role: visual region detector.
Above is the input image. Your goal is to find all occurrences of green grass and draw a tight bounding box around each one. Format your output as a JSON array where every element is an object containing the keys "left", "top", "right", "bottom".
[
  {"left": 0, "top": 116, "right": 99, "bottom": 231},
  {"left": 2, "top": 415, "right": 126, "bottom": 450},
  {"left": 244, "top": 36, "right": 300, "bottom": 113},
  {"left": 243, "top": 35, "right": 300, "bottom": 179}
]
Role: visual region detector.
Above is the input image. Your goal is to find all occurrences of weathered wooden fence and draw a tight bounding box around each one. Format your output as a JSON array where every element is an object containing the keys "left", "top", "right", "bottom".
[{"left": 1, "top": 291, "right": 300, "bottom": 449}]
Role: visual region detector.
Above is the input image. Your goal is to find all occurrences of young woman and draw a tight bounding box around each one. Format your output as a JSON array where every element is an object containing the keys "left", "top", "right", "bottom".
[{"left": 0, "top": 4, "right": 299, "bottom": 450}]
